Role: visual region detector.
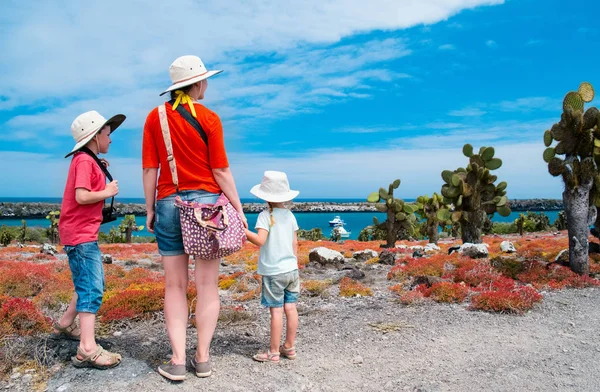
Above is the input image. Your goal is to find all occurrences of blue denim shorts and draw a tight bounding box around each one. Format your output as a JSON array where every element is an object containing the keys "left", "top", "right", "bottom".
[
  {"left": 64, "top": 241, "right": 104, "bottom": 314},
  {"left": 155, "top": 190, "right": 220, "bottom": 256},
  {"left": 261, "top": 270, "right": 300, "bottom": 308}
]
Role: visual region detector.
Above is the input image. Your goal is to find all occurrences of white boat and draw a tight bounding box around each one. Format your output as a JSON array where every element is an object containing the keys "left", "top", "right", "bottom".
[
  {"left": 329, "top": 216, "right": 345, "bottom": 226},
  {"left": 331, "top": 226, "right": 351, "bottom": 238}
]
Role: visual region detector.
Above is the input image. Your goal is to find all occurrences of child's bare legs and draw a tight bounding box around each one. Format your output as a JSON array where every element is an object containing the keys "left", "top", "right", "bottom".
[
  {"left": 283, "top": 303, "right": 298, "bottom": 349},
  {"left": 56, "top": 293, "right": 78, "bottom": 329},
  {"left": 194, "top": 258, "right": 220, "bottom": 363},
  {"left": 269, "top": 307, "right": 284, "bottom": 353},
  {"left": 163, "top": 254, "right": 190, "bottom": 365}
]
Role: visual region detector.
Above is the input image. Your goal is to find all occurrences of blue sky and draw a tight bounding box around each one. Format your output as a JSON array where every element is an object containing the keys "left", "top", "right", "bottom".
[{"left": 0, "top": 0, "right": 598, "bottom": 199}]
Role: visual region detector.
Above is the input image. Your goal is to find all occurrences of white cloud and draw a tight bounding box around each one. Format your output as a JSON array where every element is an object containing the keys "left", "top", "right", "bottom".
[
  {"left": 485, "top": 40, "right": 497, "bottom": 47},
  {"left": 438, "top": 44, "right": 457, "bottom": 51}
]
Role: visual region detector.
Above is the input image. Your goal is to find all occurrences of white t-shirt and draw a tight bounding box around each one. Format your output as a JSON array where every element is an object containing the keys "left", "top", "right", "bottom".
[{"left": 255, "top": 208, "right": 299, "bottom": 276}]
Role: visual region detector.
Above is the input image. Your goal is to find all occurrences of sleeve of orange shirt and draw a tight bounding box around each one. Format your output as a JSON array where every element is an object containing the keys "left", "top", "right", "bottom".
[
  {"left": 207, "top": 112, "right": 229, "bottom": 169},
  {"left": 142, "top": 109, "right": 160, "bottom": 169}
]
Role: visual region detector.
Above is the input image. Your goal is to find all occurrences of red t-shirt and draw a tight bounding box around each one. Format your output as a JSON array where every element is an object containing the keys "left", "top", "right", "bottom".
[
  {"left": 58, "top": 153, "right": 106, "bottom": 246},
  {"left": 142, "top": 102, "right": 229, "bottom": 200}
]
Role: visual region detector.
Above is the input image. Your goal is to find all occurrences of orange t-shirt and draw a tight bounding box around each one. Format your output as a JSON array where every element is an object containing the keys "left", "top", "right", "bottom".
[{"left": 142, "top": 102, "right": 229, "bottom": 200}]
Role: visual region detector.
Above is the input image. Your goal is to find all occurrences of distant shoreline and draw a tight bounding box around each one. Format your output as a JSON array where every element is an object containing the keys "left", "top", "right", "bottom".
[{"left": 0, "top": 199, "right": 563, "bottom": 219}]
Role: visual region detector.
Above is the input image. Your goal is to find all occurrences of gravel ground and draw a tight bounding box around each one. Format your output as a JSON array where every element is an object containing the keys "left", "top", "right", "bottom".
[{"left": 27, "top": 286, "right": 599, "bottom": 392}]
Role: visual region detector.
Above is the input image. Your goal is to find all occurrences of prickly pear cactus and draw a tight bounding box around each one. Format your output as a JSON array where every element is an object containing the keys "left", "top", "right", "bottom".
[
  {"left": 543, "top": 82, "right": 599, "bottom": 275},
  {"left": 366, "top": 179, "right": 417, "bottom": 248},
  {"left": 415, "top": 193, "right": 452, "bottom": 244},
  {"left": 440, "top": 144, "right": 511, "bottom": 244}
]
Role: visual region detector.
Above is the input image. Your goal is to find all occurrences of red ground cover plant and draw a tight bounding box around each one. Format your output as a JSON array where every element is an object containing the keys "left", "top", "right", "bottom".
[
  {"left": 470, "top": 286, "right": 542, "bottom": 314},
  {"left": 398, "top": 290, "right": 426, "bottom": 305},
  {"left": 339, "top": 277, "right": 373, "bottom": 297},
  {"left": 517, "top": 263, "right": 600, "bottom": 290},
  {"left": 418, "top": 282, "right": 469, "bottom": 303},
  {"left": 0, "top": 297, "right": 51, "bottom": 336},
  {"left": 0, "top": 261, "right": 54, "bottom": 297},
  {"left": 99, "top": 282, "right": 165, "bottom": 322}
]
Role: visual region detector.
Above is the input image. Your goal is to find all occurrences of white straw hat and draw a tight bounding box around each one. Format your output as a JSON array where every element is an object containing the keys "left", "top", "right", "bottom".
[
  {"left": 65, "top": 111, "right": 125, "bottom": 158},
  {"left": 250, "top": 171, "right": 300, "bottom": 203},
  {"left": 160, "top": 55, "right": 223, "bottom": 96}
]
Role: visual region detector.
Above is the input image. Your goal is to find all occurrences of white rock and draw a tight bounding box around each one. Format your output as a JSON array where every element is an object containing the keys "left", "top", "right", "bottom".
[
  {"left": 500, "top": 241, "right": 516, "bottom": 253},
  {"left": 308, "top": 247, "right": 345, "bottom": 266},
  {"left": 395, "top": 244, "right": 409, "bottom": 250},
  {"left": 459, "top": 243, "right": 489, "bottom": 259},
  {"left": 352, "top": 249, "right": 378, "bottom": 262},
  {"left": 40, "top": 243, "right": 57, "bottom": 256},
  {"left": 57, "top": 384, "right": 71, "bottom": 392},
  {"left": 113, "top": 331, "right": 123, "bottom": 337},
  {"left": 409, "top": 245, "right": 424, "bottom": 251},
  {"left": 21, "top": 374, "right": 33, "bottom": 383},
  {"left": 352, "top": 355, "right": 364, "bottom": 364},
  {"left": 424, "top": 243, "right": 441, "bottom": 253}
]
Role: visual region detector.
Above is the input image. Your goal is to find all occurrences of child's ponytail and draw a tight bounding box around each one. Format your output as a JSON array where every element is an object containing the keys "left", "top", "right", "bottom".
[{"left": 268, "top": 202, "right": 275, "bottom": 227}]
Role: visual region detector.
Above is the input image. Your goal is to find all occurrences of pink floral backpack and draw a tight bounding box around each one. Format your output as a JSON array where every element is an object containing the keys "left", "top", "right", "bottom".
[{"left": 158, "top": 104, "right": 246, "bottom": 259}]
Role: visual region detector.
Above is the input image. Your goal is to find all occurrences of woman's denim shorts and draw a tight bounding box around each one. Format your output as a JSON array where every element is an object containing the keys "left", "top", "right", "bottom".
[
  {"left": 155, "top": 190, "right": 219, "bottom": 256},
  {"left": 64, "top": 241, "right": 104, "bottom": 314}
]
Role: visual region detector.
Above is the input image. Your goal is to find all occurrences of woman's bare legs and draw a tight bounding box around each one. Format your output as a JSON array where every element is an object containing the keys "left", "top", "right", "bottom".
[
  {"left": 194, "top": 258, "right": 220, "bottom": 363},
  {"left": 163, "top": 254, "right": 191, "bottom": 365}
]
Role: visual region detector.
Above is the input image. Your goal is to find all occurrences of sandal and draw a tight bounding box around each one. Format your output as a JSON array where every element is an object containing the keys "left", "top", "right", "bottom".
[
  {"left": 252, "top": 351, "right": 280, "bottom": 363},
  {"left": 71, "top": 345, "right": 122, "bottom": 369},
  {"left": 279, "top": 345, "right": 297, "bottom": 360},
  {"left": 53, "top": 321, "right": 80, "bottom": 340}
]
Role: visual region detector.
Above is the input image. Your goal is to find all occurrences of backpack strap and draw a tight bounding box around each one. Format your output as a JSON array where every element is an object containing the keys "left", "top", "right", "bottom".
[
  {"left": 158, "top": 104, "right": 180, "bottom": 191},
  {"left": 78, "top": 147, "right": 115, "bottom": 216},
  {"left": 168, "top": 99, "right": 208, "bottom": 147}
]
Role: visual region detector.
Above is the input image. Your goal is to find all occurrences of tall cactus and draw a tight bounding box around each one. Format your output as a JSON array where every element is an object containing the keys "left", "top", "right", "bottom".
[
  {"left": 415, "top": 193, "right": 451, "bottom": 244},
  {"left": 543, "top": 82, "right": 598, "bottom": 275},
  {"left": 367, "top": 179, "right": 417, "bottom": 248},
  {"left": 441, "top": 144, "right": 511, "bottom": 244},
  {"left": 46, "top": 210, "right": 60, "bottom": 244}
]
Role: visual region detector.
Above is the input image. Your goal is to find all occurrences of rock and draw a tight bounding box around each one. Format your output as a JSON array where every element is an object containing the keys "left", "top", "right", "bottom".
[
  {"left": 352, "top": 249, "right": 378, "bottom": 262},
  {"left": 412, "top": 275, "right": 444, "bottom": 288},
  {"left": 113, "top": 331, "right": 123, "bottom": 337},
  {"left": 395, "top": 244, "right": 408, "bottom": 250},
  {"left": 424, "top": 243, "right": 441, "bottom": 253},
  {"left": 378, "top": 249, "right": 396, "bottom": 265},
  {"left": 412, "top": 249, "right": 425, "bottom": 258},
  {"left": 459, "top": 243, "right": 489, "bottom": 259},
  {"left": 10, "top": 372, "right": 21, "bottom": 380},
  {"left": 352, "top": 355, "right": 364, "bottom": 365},
  {"left": 344, "top": 258, "right": 357, "bottom": 264},
  {"left": 555, "top": 249, "right": 569, "bottom": 266},
  {"left": 309, "top": 247, "right": 345, "bottom": 267},
  {"left": 342, "top": 266, "right": 365, "bottom": 280},
  {"left": 40, "top": 243, "right": 57, "bottom": 256},
  {"left": 21, "top": 374, "right": 33, "bottom": 383},
  {"left": 500, "top": 241, "right": 516, "bottom": 253},
  {"left": 57, "top": 384, "right": 71, "bottom": 392},
  {"left": 102, "top": 254, "right": 113, "bottom": 264},
  {"left": 409, "top": 245, "right": 424, "bottom": 251}
]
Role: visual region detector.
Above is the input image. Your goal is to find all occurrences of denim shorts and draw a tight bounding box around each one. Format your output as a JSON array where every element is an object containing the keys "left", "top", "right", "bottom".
[
  {"left": 64, "top": 241, "right": 104, "bottom": 314},
  {"left": 261, "top": 270, "right": 300, "bottom": 308},
  {"left": 155, "top": 190, "right": 220, "bottom": 256}
]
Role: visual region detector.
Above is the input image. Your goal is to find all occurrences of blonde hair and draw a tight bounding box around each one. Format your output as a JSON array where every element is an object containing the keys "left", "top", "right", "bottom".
[{"left": 268, "top": 202, "right": 275, "bottom": 227}]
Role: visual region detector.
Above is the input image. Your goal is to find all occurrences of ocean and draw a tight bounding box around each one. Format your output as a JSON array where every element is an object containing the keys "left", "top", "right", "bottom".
[{"left": 0, "top": 207, "right": 560, "bottom": 240}]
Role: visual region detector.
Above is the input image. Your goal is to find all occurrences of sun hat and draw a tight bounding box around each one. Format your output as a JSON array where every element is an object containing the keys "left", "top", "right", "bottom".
[
  {"left": 65, "top": 111, "right": 126, "bottom": 158},
  {"left": 160, "top": 55, "right": 223, "bottom": 96},
  {"left": 250, "top": 171, "right": 300, "bottom": 203}
]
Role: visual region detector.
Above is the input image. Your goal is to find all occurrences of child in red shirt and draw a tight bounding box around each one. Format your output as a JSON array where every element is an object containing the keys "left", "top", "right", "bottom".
[{"left": 54, "top": 110, "right": 125, "bottom": 369}]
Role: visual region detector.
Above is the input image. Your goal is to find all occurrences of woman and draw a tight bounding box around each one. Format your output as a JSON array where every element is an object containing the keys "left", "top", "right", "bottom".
[{"left": 142, "top": 55, "right": 247, "bottom": 381}]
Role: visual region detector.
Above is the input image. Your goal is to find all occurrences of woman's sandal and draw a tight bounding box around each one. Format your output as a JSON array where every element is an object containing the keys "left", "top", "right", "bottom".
[
  {"left": 279, "top": 345, "right": 297, "bottom": 360},
  {"left": 53, "top": 321, "right": 81, "bottom": 340},
  {"left": 71, "top": 345, "right": 122, "bottom": 370},
  {"left": 252, "top": 351, "right": 280, "bottom": 363}
]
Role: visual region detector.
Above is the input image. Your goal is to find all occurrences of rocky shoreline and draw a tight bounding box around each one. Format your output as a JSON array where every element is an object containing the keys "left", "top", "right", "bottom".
[{"left": 0, "top": 199, "right": 563, "bottom": 219}]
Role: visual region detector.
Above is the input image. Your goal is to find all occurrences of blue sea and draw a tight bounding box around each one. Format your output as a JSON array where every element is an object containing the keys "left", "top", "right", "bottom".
[{"left": 0, "top": 197, "right": 560, "bottom": 240}]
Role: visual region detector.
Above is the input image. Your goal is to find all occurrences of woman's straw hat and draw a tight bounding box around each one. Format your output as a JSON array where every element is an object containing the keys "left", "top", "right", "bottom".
[{"left": 160, "top": 55, "right": 222, "bottom": 96}]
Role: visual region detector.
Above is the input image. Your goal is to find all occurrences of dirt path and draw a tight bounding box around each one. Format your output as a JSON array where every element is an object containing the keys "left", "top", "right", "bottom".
[{"left": 41, "top": 287, "right": 600, "bottom": 392}]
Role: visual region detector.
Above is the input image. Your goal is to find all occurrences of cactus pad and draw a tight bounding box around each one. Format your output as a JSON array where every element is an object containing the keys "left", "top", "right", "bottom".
[
  {"left": 392, "top": 179, "right": 401, "bottom": 189},
  {"left": 497, "top": 205, "right": 511, "bottom": 217},
  {"left": 543, "top": 147, "right": 556, "bottom": 163},
  {"left": 563, "top": 91, "right": 584, "bottom": 112},
  {"left": 543, "top": 130, "right": 553, "bottom": 147},
  {"left": 485, "top": 158, "right": 502, "bottom": 170},
  {"left": 548, "top": 157, "right": 565, "bottom": 177},
  {"left": 442, "top": 170, "right": 453, "bottom": 184},
  {"left": 481, "top": 147, "right": 495, "bottom": 161},
  {"left": 367, "top": 192, "right": 380, "bottom": 203},
  {"left": 463, "top": 144, "right": 473, "bottom": 157},
  {"left": 578, "top": 82, "right": 595, "bottom": 103}
]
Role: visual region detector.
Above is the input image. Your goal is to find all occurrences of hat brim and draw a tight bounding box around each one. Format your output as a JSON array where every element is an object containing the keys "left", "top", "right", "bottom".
[
  {"left": 250, "top": 185, "right": 300, "bottom": 203},
  {"left": 159, "top": 70, "right": 223, "bottom": 96},
  {"left": 65, "top": 114, "right": 126, "bottom": 158}
]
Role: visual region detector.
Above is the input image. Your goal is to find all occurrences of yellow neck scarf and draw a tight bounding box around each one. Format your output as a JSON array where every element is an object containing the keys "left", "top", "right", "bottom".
[{"left": 172, "top": 90, "right": 197, "bottom": 118}]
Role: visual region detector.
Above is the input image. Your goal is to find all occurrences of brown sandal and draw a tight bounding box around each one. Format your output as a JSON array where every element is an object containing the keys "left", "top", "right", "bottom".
[
  {"left": 279, "top": 345, "right": 297, "bottom": 360},
  {"left": 252, "top": 351, "right": 280, "bottom": 363},
  {"left": 53, "top": 321, "right": 81, "bottom": 340},
  {"left": 71, "top": 345, "right": 121, "bottom": 369}
]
